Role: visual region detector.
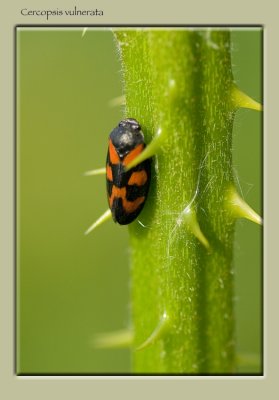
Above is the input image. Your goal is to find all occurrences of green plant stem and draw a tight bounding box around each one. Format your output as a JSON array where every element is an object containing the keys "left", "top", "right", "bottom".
[{"left": 114, "top": 28, "right": 236, "bottom": 373}]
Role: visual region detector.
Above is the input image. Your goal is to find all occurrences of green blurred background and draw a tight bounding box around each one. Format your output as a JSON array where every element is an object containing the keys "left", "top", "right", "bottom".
[{"left": 17, "top": 28, "right": 262, "bottom": 374}]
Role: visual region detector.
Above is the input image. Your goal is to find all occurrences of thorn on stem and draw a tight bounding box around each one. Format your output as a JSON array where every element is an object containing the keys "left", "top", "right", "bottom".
[
  {"left": 178, "top": 206, "right": 210, "bottom": 250},
  {"left": 125, "top": 128, "right": 164, "bottom": 171},
  {"left": 136, "top": 311, "right": 170, "bottom": 351},
  {"left": 84, "top": 167, "right": 106, "bottom": 176},
  {"left": 108, "top": 95, "right": 126, "bottom": 107},
  {"left": 92, "top": 329, "right": 134, "bottom": 349},
  {"left": 231, "top": 85, "right": 262, "bottom": 112},
  {"left": 82, "top": 28, "right": 88, "bottom": 38},
  {"left": 84, "top": 208, "right": 112, "bottom": 235},
  {"left": 227, "top": 186, "right": 262, "bottom": 225}
]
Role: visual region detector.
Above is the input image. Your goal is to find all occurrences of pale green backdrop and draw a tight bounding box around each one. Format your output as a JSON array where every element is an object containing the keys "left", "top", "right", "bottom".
[{"left": 17, "top": 28, "right": 262, "bottom": 374}]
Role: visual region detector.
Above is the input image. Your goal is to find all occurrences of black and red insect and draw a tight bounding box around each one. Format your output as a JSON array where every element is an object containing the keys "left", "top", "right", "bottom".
[{"left": 106, "top": 118, "right": 151, "bottom": 225}]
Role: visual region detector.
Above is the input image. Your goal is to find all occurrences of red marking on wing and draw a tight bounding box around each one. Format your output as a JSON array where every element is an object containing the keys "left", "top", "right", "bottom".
[
  {"left": 109, "top": 140, "right": 120, "bottom": 164},
  {"left": 106, "top": 165, "right": 113, "bottom": 181},
  {"left": 128, "top": 170, "right": 148, "bottom": 186},
  {"left": 122, "top": 144, "right": 144, "bottom": 166},
  {"left": 110, "top": 186, "right": 145, "bottom": 214}
]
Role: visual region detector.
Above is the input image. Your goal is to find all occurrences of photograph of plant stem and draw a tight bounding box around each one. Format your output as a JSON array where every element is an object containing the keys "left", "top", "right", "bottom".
[{"left": 17, "top": 27, "right": 262, "bottom": 375}]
